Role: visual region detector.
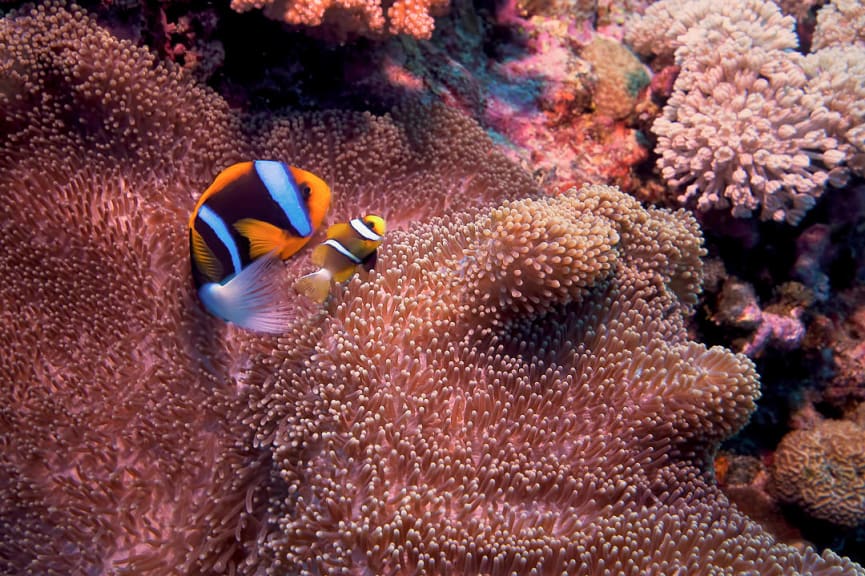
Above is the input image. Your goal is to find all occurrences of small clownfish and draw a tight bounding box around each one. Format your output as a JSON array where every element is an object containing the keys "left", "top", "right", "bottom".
[
  {"left": 188, "top": 160, "right": 331, "bottom": 333},
  {"left": 293, "top": 215, "right": 386, "bottom": 303}
]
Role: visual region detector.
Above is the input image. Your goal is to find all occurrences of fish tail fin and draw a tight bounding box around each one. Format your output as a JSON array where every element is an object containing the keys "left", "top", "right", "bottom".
[
  {"left": 293, "top": 268, "right": 333, "bottom": 303},
  {"left": 197, "top": 253, "right": 293, "bottom": 334}
]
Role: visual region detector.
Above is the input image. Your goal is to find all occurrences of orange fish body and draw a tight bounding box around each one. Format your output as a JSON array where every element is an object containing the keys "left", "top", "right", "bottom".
[{"left": 188, "top": 160, "right": 331, "bottom": 332}]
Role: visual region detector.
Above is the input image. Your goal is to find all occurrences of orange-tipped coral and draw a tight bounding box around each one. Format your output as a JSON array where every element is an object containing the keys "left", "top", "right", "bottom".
[{"left": 229, "top": 0, "right": 450, "bottom": 40}]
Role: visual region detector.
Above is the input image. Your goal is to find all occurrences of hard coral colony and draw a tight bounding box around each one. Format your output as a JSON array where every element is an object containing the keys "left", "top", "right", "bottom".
[{"left": 0, "top": 2, "right": 864, "bottom": 576}]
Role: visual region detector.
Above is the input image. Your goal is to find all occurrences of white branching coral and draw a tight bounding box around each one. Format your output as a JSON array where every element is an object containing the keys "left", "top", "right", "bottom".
[
  {"left": 803, "top": 45, "right": 865, "bottom": 179},
  {"left": 627, "top": 0, "right": 846, "bottom": 223},
  {"left": 625, "top": 0, "right": 797, "bottom": 62},
  {"left": 812, "top": 0, "right": 865, "bottom": 50},
  {"left": 654, "top": 47, "right": 841, "bottom": 224}
]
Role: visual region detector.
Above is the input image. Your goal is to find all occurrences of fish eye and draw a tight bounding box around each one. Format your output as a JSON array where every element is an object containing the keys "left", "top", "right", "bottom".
[
  {"left": 364, "top": 219, "right": 376, "bottom": 230},
  {"left": 300, "top": 183, "right": 312, "bottom": 200}
]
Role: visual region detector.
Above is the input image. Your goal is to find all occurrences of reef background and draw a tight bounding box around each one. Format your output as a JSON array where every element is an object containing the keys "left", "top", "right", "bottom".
[{"left": 1, "top": 0, "right": 864, "bottom": 573}]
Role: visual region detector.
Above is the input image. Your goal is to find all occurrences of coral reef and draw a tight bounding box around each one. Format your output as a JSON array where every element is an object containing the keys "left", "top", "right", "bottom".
[
  {"left": 625, "top": 0, "right": 798, "bottom": 62},
  {"left": 771, "top": 419, "right": 865, "bottom": 527},
  {"left": 484, "top": 17, "right": 652, "bottom": 191},
  {"left": 579, "top": 35, "right": 649, "bottom": 120},
  {"left": 627, "top": 0, "right": 847, "bottom": 223},
  {"left": 803, "top": 45, "right": 865, "bottom": 179},
  {"left": 710, "top": 278, "right": 808, "bottom": 357},
  {"left": 242, "top": 184, "right": 863, "bottom": 572},
  {"left": 0, "top": 2, "right": 533, "bottom": 572},
  {"left": 812, "top": 0, "right": 865, "bottom": 49},
  {"left": 229, "top": 0, "right": 450, "bottom": 39},
  {"left": 2, "top": 0, "right": 865, "bottom": 573}
]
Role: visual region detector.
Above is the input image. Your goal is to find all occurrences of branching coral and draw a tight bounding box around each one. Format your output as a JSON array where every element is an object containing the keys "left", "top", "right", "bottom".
[
  {"left": 652, "top": 47, "right": 840, "bottom": 223},
  {"left": 627, "top": 0, "right": 844, "bottom": 223},
  {"left": 229, "top": 0, "right": 450, "bottom": 39},
  {"left": 812, "top": 0, "right": 865, "bottom": 50},
  {"left": 625, "top": 0, "right": 797, "bottom": 62},
  {"left": 771, "top": 419, "right": 865, "bottom": 527},
  {"left": 0, "top": 2, "right": 533, "bottom": 573},
  {"left": 803, "top": 45, "right": 865, "bottom": 179},
  {"left": 244, "top": 184, "right": 864, "bottom": 573}
]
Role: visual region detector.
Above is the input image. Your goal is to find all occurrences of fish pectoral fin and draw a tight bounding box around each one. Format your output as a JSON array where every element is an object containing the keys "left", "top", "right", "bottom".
[
  {"left": 234, "top": 218, "right": 292, "bottom": 260},
  {"left": 310, "top": 242, "right": 330, "bottom": 267},
  {"left": 197, "top": 252, "right": 292, "bottom": 334},
  {"left": 190, "top": 228, "right": 223, "bottom": 282},
  {"left": 293, "top": 268, "right": 333, "bottom": 303}
]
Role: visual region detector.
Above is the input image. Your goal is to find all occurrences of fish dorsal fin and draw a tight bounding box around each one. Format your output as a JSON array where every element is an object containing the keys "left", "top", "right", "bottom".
[
  {"left": 325, "top": 221, "right": 352, "bottom": 238},
  {"left": 234, "top": 218, "right": 291, "bottom": 260},
  {"left": 198, "top": 252, "right": 293, "bottom": 333},
  {"left": 190, "top": 227, "right": 223, "bottom": 282}
]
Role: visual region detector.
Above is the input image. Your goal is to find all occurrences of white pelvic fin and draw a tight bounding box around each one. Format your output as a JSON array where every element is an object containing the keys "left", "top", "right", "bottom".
[
  {"left": 198, "top": 252, "right": 292, "bottom": 334},
  {"left": 293, "top": 268, "right": 333, "bottom": 303}
]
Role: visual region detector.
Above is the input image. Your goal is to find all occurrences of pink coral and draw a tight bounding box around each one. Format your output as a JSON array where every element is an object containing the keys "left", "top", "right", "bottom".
[
  {"left": 2, "top": 1, "right": 865, "bottom": 574},
  {"left": 486, "top": 24, "right": 652, "bottom": 192},
  {"left": 711, "top": 278, "right": 807, "bottom": 357},
  {"left": 803, "top": 45, "right": 865, "bottom": 179},
  {"left": 625, "top": 0, "right": 797, "bottom": 62},
  {"left": 653, "top": 48, "right": 839, "bottom": 223},
  {"left": 245, "top": 184, "right": 864, "bottom": 573},
  {"left": 812, "top": 0, "right": 865, "bottom": 49},
  {"left": 741, "top": 308, "right": 806, "bottom": 357},
  {"left": 627, "top": 0, "right": 848, "bottom": 223}
]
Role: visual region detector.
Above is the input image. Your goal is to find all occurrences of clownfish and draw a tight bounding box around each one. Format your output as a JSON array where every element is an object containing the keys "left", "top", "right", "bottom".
[
  {"left": 188, "top": 160, "right": 331, "bottom": 332},
  {"left": 293, "top": 215, "right": 386, "bottom": 303}
]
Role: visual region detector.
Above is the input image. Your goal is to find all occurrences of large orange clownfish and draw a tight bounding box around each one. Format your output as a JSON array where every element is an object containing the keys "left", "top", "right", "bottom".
[{"left": 188, "top": 160, "right": 331, "bottom": 333}]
